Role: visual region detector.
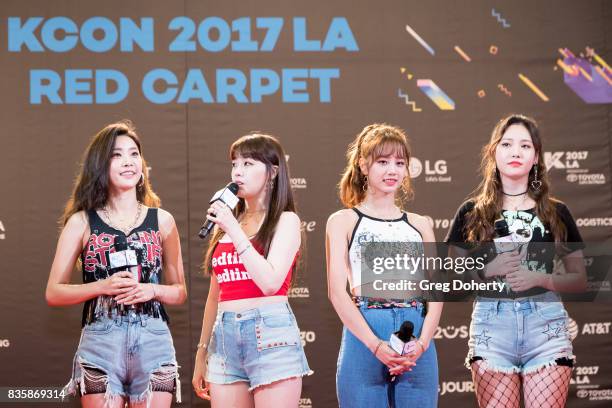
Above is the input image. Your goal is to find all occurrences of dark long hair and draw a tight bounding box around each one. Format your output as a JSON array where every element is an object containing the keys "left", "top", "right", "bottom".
[
  {"left": 465, "top": 114, "right": 566, "bottom": 242},
  {"left": 204, "top": 133, "right": 300, "bottom": 275},
  {"left": 60, "top": 120, "right": 160, "bottom": 226}
]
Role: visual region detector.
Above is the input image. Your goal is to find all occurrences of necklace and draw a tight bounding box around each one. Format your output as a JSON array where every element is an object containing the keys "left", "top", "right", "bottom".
[
  {"left": 103, "top": 202, "right": 143, "bottom": 235},
  {"left": 502, "top": 190, "right": 528, "bottom": 197},
  {"left": 505, "top": 193, "right": 528, "bottom": 211},
  {"left": 240, "top": 210, "right": 266, "bottom": 227},
  {"left": 359, "top": 203, "right": 402, "bottom": 226}
]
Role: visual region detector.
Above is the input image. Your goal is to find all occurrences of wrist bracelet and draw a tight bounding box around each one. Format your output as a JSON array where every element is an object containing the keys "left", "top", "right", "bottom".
[
  {"left": 373, "top": 340, "right": 384, "bottom": 357},
  {"left": 196, "top": 342, "right": 208, "bottom": 351},
  {"left": 416, "top": 339, "right": 426, "bottom": 352},
  {"left": 151, "top": 284, "right": 156, "bottom": 300}
]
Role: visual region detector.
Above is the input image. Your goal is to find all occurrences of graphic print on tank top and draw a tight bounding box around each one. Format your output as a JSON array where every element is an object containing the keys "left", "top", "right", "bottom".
[
  {"left": 81, "top": 208, "right": 168, "bottom": 326},
  {"left": 348, "top": 209, "right": 423, "bottom": 289},
  {"left": 502, "top": 209, "right": 548, "bottom": 274}
]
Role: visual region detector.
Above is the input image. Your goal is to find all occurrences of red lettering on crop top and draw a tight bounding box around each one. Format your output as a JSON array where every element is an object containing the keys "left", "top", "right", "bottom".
[{"left": 211, "top": 240, "right": 295, "bottom": 302}]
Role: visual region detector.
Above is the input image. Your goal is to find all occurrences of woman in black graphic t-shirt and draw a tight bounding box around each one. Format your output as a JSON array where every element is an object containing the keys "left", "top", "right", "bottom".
[
  {"left": 46, "top": 121, "right": 186, "bottom": 408},
  {"left": 445, "top": 114, "right": 586, "bottom": 408}
]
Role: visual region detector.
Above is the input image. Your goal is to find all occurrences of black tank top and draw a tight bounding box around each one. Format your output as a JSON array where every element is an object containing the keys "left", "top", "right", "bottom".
[{"left": 80, "top": 208, "right": 169, "bottom": 326}]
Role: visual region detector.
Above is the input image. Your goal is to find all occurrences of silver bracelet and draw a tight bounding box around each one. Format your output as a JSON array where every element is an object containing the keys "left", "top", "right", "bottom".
[
  {"left": 196, "top": 342, "right": 208, "bottom": 351},
  {"left": 151, "top": 284, "right": 156, "bottom": 300}
]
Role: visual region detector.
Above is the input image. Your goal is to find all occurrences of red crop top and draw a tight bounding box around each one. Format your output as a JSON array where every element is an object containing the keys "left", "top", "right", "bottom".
[{"left": 211, "top": 239, "right": 295, "bottom": 302}]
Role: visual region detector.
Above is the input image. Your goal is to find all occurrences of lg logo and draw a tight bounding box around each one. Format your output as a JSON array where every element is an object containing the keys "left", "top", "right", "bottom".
[{"left": 409, "top": 158, "right": 448, "bottom": 178}]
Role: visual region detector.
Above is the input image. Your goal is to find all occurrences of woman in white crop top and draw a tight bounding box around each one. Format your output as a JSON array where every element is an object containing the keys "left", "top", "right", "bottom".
[{"left": 326, "top": 123, "right": 443, "bottom": 407}]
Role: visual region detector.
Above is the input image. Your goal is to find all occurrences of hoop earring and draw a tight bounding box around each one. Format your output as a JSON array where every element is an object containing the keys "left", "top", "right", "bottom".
[
  {"left": 530, "top": 164, "right": 542, "bottom": 192},
  {"left": 362, "top": 175, "right": 368, "bottom": 192}
]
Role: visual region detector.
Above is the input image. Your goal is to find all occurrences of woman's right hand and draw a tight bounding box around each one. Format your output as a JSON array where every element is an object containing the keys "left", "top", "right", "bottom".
[
  {"left": 193, "top": 350, "right": 210, "bottom": 400},
  {"left": 484, "top": 250, "right": 522, "bottom": 278},
  {"left": 98, "top": 271, "right": 138, "bottom": 296},
  {"left": 373, "top": 341, "right": 416, "bottom": 371}
]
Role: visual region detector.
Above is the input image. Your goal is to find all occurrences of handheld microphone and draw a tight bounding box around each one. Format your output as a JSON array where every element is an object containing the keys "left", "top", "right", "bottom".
[
  {"left": 109, "top": 235, "right": 140, "bottom": 281},
  {"left": 389, "top": 321, "right": 416, "bottom": 355},
  {"left": 198, "top": 182, "right": 240, "bottom": 239},
  {"left": 388, "top": 321, "right": 417, "bottom": 381},
  {"left": 493, "top": 217, "right": 516, "bottom": 254}
]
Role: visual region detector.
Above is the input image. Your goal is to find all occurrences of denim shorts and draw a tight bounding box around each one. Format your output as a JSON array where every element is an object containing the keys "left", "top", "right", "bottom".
[
  {"left": 467, "top": 291, "right": 574, "bottom": 374},
  {"left": 63, "top": 312, "right": 181, "bottom": 405},
  {"left": 205, "top": 302, "right": 313, "bottom": 391},
  {"left": 336, "top": 299, "right": 438, "bottom": 408}
]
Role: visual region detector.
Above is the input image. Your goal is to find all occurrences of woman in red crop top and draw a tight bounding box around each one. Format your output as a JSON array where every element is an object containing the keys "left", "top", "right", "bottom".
[{"left": 193, "top": 133, "right": 312, "bottom": 407}]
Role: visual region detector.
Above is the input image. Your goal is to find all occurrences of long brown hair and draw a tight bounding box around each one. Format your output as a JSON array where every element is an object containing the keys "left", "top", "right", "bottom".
[
  {"left": 204, "top": 133, "right": 299, "bottom": 275},
  {"left": 60, "top": 120, "right": 160, "bottom": 226},
  {"left": 465, "top": 114, "right": 566, "bottom": 242},
  {"left": 339, "top": 123, "right": 413, "bottom": 208}
]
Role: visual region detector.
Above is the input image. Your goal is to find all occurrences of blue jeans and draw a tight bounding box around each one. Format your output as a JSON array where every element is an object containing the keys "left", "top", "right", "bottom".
[
  {"left": 467, "top": 291, "right": 574, "bottom": 374},
  {"left": 337, "top": 301, "right": 438, "bottom": 408}
]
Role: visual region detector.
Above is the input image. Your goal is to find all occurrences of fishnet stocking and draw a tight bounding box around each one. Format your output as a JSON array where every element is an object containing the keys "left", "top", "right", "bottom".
[
  {"left": 471, "top": 359, "right": 521, "bottom": 408},
  {"left": 523, "top": 365, "right": 572, "bottom": 408}
]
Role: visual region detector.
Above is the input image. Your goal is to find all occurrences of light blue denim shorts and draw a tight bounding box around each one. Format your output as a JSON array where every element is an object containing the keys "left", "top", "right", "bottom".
[
  {"left": 63, "top": 312, "right": 181, "bottom": 405},
  {"left": 205, "top": 302, "right": 313, "bottom": 391},
  {"left": 467, "top": 291, "right": 574, "bottom": 374}
]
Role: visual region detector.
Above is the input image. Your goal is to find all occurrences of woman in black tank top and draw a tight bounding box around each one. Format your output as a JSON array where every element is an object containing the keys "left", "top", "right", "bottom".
[{"left": 46, "top": 121, "right": 186, "bottom": 408}]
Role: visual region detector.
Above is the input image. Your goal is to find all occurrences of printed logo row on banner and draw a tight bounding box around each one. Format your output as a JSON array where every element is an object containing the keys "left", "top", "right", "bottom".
[{"left": 545, "top": 151, "right": 607, "bottom": 186}]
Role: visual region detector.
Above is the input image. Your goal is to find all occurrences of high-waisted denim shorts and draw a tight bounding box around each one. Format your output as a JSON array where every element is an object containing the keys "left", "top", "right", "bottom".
[
  {"left": 467, "top": 291, "right": 574, "bottom": 374},
  {"left": 205, "top": 302, "right": 313, "bottom": 391},
  {"left": 63, "top": 311, "right": 181, "bottom": 405}
]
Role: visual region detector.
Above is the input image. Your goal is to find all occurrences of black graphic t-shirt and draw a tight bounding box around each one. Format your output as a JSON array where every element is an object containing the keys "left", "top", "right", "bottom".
[
  {"left": 445, "top": 200, "right": 584, "bottom": 298},
  {"left": 80, "top": 208, "right": 168, "bottom": 326}
]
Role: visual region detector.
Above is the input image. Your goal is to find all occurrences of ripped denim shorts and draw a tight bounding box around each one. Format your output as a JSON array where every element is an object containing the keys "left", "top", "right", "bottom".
[
  {"left": 63, "top": 311, "right": 181, "bottom": 406},
  {"left": 466, "top": 291, "right": 574, "bottom": 375},
  {"left": 205, "top": 302, "right": 313, "bottom": 391}
]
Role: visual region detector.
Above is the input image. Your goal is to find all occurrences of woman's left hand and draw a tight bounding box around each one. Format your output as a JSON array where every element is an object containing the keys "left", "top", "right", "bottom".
[
  {"left": 115, "top": 283, "right": 156, "bottom": 305},
  {"left": 206, "top": 201, "right": 241, "bottom": 235},
  {"left": 505, "top": 266, "right": 545, "bottom": 292}
]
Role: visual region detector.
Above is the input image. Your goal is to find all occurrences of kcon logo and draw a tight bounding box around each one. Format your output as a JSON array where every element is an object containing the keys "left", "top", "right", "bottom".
[
  {"left": 409, "top": 157, "right": 451, "bottom": 182},
  {"left": 0, "top": 220, "right": 5, "bottom": 239},
  {"left": 439, "top": 381, "right": 474, "bottom": 395},
  {"left": 545, "top": 151, "right": 588, "bottom": 170},
  {"left": 300, "top": 331, "right": 316, "bottom": 347}
]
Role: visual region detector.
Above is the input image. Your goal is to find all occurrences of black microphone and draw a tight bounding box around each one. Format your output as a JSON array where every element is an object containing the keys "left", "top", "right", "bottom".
[
  {"left": 109, "top": 235, "right": 140, "bottom": 281},
  {"left": 198, "top": 182, "right": 240, "bottom": 239},
  {"left": 493, "top": 217, "right": 515, "bottom": 253}
]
